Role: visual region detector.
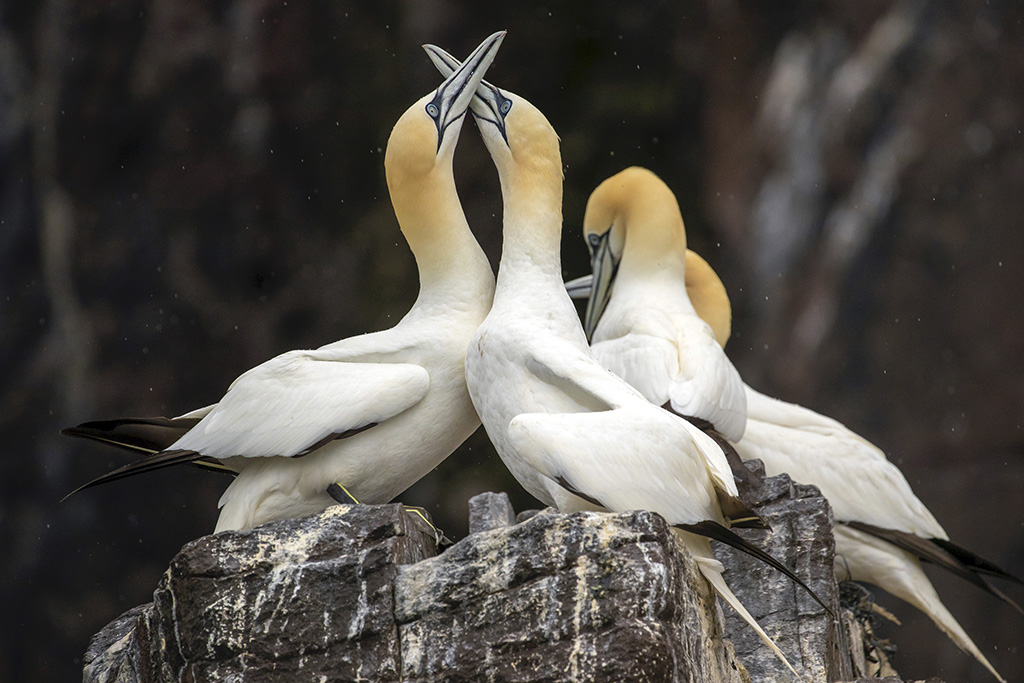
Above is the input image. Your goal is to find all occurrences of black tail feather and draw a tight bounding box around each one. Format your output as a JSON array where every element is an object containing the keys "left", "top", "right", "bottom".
[
  {"left": 668, "top": 409, "right": 769, "bottom": 529},
  {"left": 845, "top": 521, "right": 1024, "bottom": 616},
  {"left": 678, "top": 519, "right": 833, "bottom": 615},
  {"left": 930, "top": 537, "right": 1023, "bottom": 585},
  {"left": 61, "top": 449, "right": 204, "bottom": 502},
  {"left": 977, "top": 575, "right": 1024, "bottom": 617},
  {"left": 61, "top": 417, "right": 201, "bottom": 454}
]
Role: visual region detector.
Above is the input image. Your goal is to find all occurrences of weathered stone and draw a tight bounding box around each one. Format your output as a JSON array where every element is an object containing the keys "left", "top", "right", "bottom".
[
  {"left": 85, "top": 491, "right": 936, "bottom": 683},
  {"left": 84, "top": 504, "right": 437, "bottom": 683},
  {"left": 467, "top": 491, "right": 516, "bottom": 534},
  {"left": 395, "top": 509, "right": 748, "bottom": 683},
  {"left": 839, "top": 581, "right": 900, "bottom": 679},
  {"left": 717, "top": 468, "right": 853, "bottom": 683},
  {"left": 83, "top": 604, "right": 150, "bottom": 683},
  {"left": 515, "top": 507, "right": 550, "bottom": 523}
]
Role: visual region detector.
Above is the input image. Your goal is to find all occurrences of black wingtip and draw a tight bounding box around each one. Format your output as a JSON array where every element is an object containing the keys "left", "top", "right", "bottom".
[
  {"left": 62, "top": 449, "right": 202, "bottom": 502},
  {"left": 978, "top": 575, "right": 1024, "bottom": 617},
  {"left": 729, "top": 516, "right": 771, "bottom": 530},
  {"left": 846, "top": 521, "right": 1024, "bottom": 614},
  {"left": 930, "top": 537, "right": 1024, "bottom": 586},
  {"left": 680, "top": 519, "right": 834, "bottom": 616},
  {"left": 61, "top": 417, "right": 201, "bottom": 454}
]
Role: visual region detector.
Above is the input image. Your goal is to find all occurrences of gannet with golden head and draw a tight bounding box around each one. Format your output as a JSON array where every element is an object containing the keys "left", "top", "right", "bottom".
[
  {"left": 426, "top": 45, "right": 824, "bottom": 679},
  {"left": 567, "top": 167, "right": 1020, "bottom": 681},
  {"left": 579, "top": 167, "right": 747, "bottom": 444},
  {"left": 61, "top": 32, "right": 505, "bottom": 534}
]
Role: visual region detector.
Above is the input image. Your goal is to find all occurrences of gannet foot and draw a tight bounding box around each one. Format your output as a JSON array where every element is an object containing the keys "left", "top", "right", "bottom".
[
  {"left": 327, "top": 482, "right": 360, "bottom": 505},
  {"left": 402, "top": 505, "right": 452, "bottom": 546}
]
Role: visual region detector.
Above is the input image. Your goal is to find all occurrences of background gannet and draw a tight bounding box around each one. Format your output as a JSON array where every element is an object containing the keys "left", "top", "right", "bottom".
[
  {"left": 427, "top": 45, "right": 823, "bottom": 678},
  {"left": 578, "top": 166, "right": 754, "bottom": 489},
  {"left": 61, "top": 32, "right": 505, "bottom": 534},
  {"left": 568, "top": 167, "right": 1020, "bottom": 682}
]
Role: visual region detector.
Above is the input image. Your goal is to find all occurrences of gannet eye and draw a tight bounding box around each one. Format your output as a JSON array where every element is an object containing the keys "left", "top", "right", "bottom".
[
  {"left": 426, "top": 103, "right": 440, "bottom": 119},
  {"left": 586, "top": 232, "right": 602, "bottom": 252},
  {"left": 499, "top": 100, "right": 512, "bottom": 115}
]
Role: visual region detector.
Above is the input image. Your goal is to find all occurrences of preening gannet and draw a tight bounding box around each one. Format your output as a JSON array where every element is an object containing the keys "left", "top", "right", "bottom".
[
  {"left": 61, "top": 32, "right": 505, "bottom": 534},
  {"left": 578, "top": 167, "right": 753, "bottom": 488},
  {"left": 569, "top": 167, "right": 1020, "bottom": 682},
  {"left": 426, "top": 45, "right": 824, "bottom": 679}
]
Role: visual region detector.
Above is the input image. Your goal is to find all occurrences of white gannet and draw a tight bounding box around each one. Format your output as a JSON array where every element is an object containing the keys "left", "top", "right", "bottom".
[
  {"left": 567, "top": 167, "right": 1020, "bottom": 682},
  {"left": 426, "top": 45, "right": 824, "bottom": 679},
  {"left": 577, "top": 167, "right": 754, "bottom": 489},
  {"left": 61, "top": 32, "right": 505, "bottom": 534},
  {"left": 580, "top": 168, "right": 746, "bottom": 439}
]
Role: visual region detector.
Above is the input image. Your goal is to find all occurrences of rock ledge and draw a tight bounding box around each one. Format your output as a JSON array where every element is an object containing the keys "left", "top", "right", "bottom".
[{"left": 84, "top": 479, "right": 931, "bottom": 682}]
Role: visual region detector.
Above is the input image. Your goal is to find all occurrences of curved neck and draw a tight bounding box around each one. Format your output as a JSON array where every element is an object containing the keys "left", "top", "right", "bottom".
[
  {"left": 495, "top": 163, "right": 565, "bottom": 293},
  {"left": 389, "top": 167, "right": 494, "bottom": 314}
]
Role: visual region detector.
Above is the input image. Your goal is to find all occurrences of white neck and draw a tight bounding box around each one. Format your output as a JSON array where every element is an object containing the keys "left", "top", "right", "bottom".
[{"left": 493, "top": 166, "right": 565, "bottom": 301}]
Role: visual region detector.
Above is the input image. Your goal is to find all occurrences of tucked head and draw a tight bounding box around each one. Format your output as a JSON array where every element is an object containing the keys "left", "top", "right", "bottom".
[
  {"left": 684, "top": 250, "right": 732, "bottom": 347},
  {"left": 583, "top": 167, "right": 688, "bottom": 258},
  {"left": 580, "top": 167, "right": 688, "bottom": 338}
]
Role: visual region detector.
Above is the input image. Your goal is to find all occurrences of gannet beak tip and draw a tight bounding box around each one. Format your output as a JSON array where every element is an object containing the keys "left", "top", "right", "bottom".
[
  {"left": 427, "top": 32, "right": 506, "bottom": 152},
  {"left": 422, "top": 35, "right": 511, "bottom": 136}
]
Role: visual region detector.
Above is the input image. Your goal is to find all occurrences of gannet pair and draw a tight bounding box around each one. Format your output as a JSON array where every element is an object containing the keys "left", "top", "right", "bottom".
[
  {"left": 568, "top": 166, "right": 1021, "bottom": 681},
  {"left": 425, "top": 47, "right": 824, "bottom": 678},
  {"left": 62, "top": 32, "right": 506, "bottom": 533}
]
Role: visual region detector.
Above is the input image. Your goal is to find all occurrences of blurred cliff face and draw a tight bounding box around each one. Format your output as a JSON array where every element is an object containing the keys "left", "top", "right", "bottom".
[{"left": 3, "top": 2, "right": 1022, "bottom": 681}]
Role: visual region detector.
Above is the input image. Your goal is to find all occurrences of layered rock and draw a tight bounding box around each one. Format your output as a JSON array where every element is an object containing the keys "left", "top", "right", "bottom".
[{"left": 83, "top": 481, "right": 928, "bottom": 683}]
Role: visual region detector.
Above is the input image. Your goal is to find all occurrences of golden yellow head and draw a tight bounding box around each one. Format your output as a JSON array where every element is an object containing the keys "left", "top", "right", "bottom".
[
  {"left": 423, "top": 44, "right": 563, "bottom": 204},
  {"left": 489, "top": 96, "right": 562, "bottom": 180},
  {"left": 383, "top": 32, "right": 504, "bottom": 248},
  {"left": 583, "top": 166, "right": 688, "bottom": 265},
  {"left": 684, "top": 249, "right": 732, "bottom": 347},
  {"left": 384, "top": 95, "right": 446, "bottom": 190},
  {"left": 580, "top": 167, "right": 688, "bottom": 338}
]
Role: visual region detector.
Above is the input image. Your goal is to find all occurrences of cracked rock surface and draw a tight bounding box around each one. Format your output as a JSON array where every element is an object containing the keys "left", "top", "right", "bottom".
[
  {"left": 717, "top": 463, "right": 852, "bottom": 682},
  {"left": 84, "top": 504, "right": 436, "bottom": 682},
  {"left": 84, "top": 503, "right": 747, "bottom": 683},
  {"left": 395, "top": 508, "right": 747, "bottom": 683},
  {"left": 84, "top": 482, "right": 932, "bottom": 683}
]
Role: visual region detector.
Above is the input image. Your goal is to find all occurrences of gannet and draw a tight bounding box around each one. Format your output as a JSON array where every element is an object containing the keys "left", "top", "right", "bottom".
[
  {"left": 577, "top": 166, "right": 754, "bottom": 489},
  {"left": 426, "top": 45, "right": 823, "bottom": 678},
  {"left": 61, "top": 32, "right": 505, "bottom": 534},
  {"left": 569, "top": 167, "right": 1020, "bottom": 681}
]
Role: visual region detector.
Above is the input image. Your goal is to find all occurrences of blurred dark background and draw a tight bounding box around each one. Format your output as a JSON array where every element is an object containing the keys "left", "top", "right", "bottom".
[{"left": 3, "top": 1, "right": 1022, "bottom": 681}]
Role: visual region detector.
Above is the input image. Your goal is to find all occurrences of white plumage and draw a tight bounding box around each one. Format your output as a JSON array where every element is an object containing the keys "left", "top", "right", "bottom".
[
  {"left": 425, "top": 46, "right": 811, "bottom": 678},
  {"left": 581, "top": 167, "right": 747, "bottom": 442},
  {"left": 738, "top": 386, "right": 945, "bottom": 538},
  {"left": 64, "top": 32, "right": 506, "bottom": 534},
  {"left": 567, "top": 166, "right": 1017, "bottom": 682}
]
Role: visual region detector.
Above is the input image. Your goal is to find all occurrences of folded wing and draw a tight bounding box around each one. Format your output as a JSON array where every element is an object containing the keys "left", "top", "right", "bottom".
[{"left": 172, "top": 349, "right": 430, "bottom": 458}]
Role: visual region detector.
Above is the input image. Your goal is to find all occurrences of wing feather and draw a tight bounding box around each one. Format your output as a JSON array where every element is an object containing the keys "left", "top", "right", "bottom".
[
  {"left": 738, "top": 390, "right": 946, "bottom": 539},
  {"left": 508, "top": 406, "right": 727, "bottom": 527},
  {"left": 171, "top": 349, "right": 430, "bottom": 459},
  {"left": 592, "top": 317, "right": 746, "bottom": 441}
]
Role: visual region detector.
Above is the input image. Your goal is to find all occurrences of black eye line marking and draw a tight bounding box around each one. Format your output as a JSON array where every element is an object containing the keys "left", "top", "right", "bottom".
[
  {"left": 469, "top": 86, "right": 510, "bottom": 146},
  {"left": 428, "top": 60, "right": 475, "bottom": 147}
]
